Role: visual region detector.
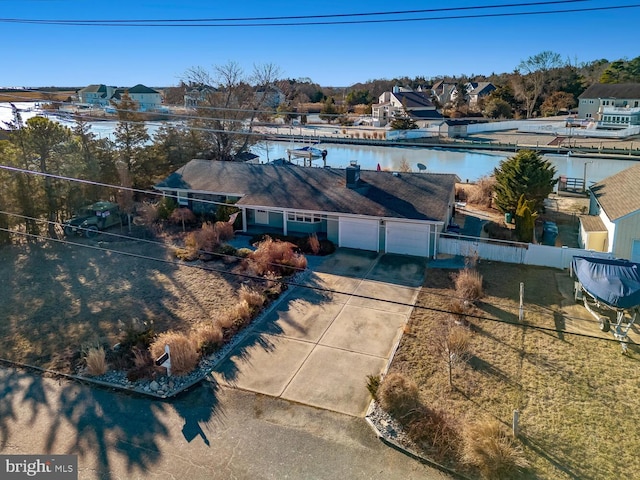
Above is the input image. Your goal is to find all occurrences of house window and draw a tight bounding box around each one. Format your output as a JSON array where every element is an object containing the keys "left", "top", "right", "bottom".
[
  {"left": 287, "top": 212, "right": 322, "bottom": 223},
  {"left": 176, "top": 191, "right": 188, "bottom": 206}
]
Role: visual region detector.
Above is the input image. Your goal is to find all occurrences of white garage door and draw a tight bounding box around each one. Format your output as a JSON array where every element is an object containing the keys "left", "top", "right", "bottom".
[
  {"left": 386, "top": 221, "right": 430, "bottom": 257},
  {"left": 339, "top": 217, "right": 379, "bottom": 251},
  {"left": 631, "top": 240, "right": 640, "bottom": 263}
]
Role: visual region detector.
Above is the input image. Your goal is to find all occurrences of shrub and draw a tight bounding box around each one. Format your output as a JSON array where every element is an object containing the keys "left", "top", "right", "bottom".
[
  {"left": 85, "top": 347, "right": 107, "bottom": 376},
  {"left": 229, "top": 300, "right": 252, "bottom": 324},
  {"left": 249, "top": 236, "right": 307, "bottom": 276},
  {"left": 454, "top": 268, "right": 483, "bottom": 304},
  {"left": 462, "top": 419, "right": 528, "bottom": 479},
  {"left": 157, "top": 197, "right": 177, "bottom": 220},
  {"left": 169, "top": 207, "right": 197, "bottom": 227},
  {"left": 236, "top": 247, "right": 253, "bottom": 258},
  {"left": 138, "top": 201, "right": 159, "bottom": 225},
  {"left": 193, "top": 322, "right": 223, "bottom": 354},
  {"left": 150, "top": 331, "right": 200, "bottom": 376},
  {"left": 214, "top": 221, "right": 234, "bottom": 242},
  {"left": 449, "top": 299, "right": 471, "bottom": 324},
  {"left": 132, "top": 347, "right": 153, "bottom": 368},
  {"left": 468, "top": 176, "right": 495, "bottom": 207},
  {"left": 366, "top": 374, "right": 381, "bottom": 399},
  {"left": 193, "top": 222, "right": 219, "bottom": 252},
  {"left": 407, "top": 408, "right": 461, "bottom": 461},
  {"left": 239, "top": 284, "right": 265, "bottom": 309},
  {"left": 308, "top": 233, "right": 321, "bottom": 255},
  {"left": 378, "top": 372, "right": 421, "bottom": 420}
]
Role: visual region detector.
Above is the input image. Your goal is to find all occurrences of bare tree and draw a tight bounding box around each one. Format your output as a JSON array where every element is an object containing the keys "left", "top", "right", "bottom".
[
  {"left": 513, "top": 51, "right": 563, "bottom": 118},
  {"left": 184, "top": 61, "right": 281, "bottom": 161},
  {"left": 433, "top": 320, "right": 472, "bottom": 388}
]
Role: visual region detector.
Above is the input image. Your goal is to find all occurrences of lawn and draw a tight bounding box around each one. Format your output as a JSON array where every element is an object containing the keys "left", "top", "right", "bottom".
[
  {"left": 0, "top": 238, "right": 244, "bottom": 372},
  {"left": 390, "top": 262, "right": 640, "bottom": 479}
]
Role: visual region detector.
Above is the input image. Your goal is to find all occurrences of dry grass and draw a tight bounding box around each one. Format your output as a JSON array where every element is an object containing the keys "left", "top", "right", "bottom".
[
  {"left": 390, "top": 264, "right": 640, "bottom": 479},
  {"left": 192, "top": 322, "right": 223, "bottom": 351},
  {"left": 214, "top": 221, "right": 234, "bottom": 242},
  {"left": 150, "top": 331, "right": 200, "bottom": 376},
  {"left": 462, "top": 419, "right": 528, "bottom": 479},
  {"left": 453, "top": 268, "right": 483, "bottom": 304},
  {"left": 85, "top": 347, "right": 107, "bottom": 376},
  {"left": 377, "top": 372, "right": 421, "bottom": 420},
  {"left": 239, "top": 284, "right": 265, "bottom": 309},
  {"left": 308, "top": 233, "right": 321, "bottom": 255}
]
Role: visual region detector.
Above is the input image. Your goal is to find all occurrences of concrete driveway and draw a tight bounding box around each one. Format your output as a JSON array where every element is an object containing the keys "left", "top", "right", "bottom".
[{"left": 213, "top": 249, "right": 426, "bottom": 417}]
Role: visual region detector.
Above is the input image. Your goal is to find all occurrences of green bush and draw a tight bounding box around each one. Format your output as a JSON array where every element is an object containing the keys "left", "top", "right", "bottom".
[{"left": 157, "top": 197, "right": 177, "bottom": 220}]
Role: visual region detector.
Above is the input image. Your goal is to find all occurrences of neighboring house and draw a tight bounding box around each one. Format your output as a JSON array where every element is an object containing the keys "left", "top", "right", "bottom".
[
  {"left": 155, "top": 160, "right": 458, "bottom": 257},
  {"left": 78, "top": 83, "right": 162, "bottom": 111},
  {"left": 184, "top": 85, "right": 216, "bottom": 108},
  {"left": 466, "top": 82, "right": 496, "bottom": 107},
  {"left": 125, "top": 84, "right": 162, "bottom": 111},
  {"left": 580, "top": 163, "right": 640, "bottom": 261},
  {"left": 77, "top": 84, "right": 116, "bottom": 106},
  {"left": 431, "top": 81, "right": 457, "bottom": 106},
  {"left": 372, "top": 86, "right": 442, "bottom": 127},
  {"left": 577, "top": 83, "right": 640, "bottom": 127},
  {"left": 255, "top": 86, "right": 286, "bottom": 109}
]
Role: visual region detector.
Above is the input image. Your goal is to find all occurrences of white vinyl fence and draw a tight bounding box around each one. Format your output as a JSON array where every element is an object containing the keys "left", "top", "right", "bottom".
[{"left": 436, "top": 233, "right": 614, "bottom": 269}]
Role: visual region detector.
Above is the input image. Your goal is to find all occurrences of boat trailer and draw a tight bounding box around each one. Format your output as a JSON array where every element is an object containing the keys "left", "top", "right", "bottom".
[{"left": 571, "top": 256, "right": 640, "bottom": 353}]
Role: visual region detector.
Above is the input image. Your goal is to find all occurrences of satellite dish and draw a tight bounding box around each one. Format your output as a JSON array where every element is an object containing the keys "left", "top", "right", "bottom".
[{"left": 417, "top": 163, "right": 427, "bottom": 172}]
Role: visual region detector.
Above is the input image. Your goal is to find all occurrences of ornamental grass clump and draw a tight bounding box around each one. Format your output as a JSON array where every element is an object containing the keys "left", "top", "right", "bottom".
[
  {"left": 462, "top": 419, "right": 528, "bottom": 479},
  {"left": 150, "top": 331, "right": 199, "bottom": 376},
  {"left": 85, "top": 346, "right": 108, "bottom": 376},
  {"left": 377, "top": 372, "right": 421, "bottom": 420}
]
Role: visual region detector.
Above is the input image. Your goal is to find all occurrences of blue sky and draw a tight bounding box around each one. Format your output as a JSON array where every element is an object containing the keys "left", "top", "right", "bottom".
[{"left": 1, "top": 0, "right": 639, "bottom": 88}]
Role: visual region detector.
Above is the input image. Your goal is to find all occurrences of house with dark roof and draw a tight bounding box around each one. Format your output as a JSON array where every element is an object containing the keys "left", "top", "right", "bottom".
[
  {"left": 580, "top": 163, "right": 640, "bottom": 261},
  {"left": 466, "top": 82, "right": 496, "bottom": 107},
  {"left": 155, "top": 160, "right": 458, "bottom": 257},
  {"left": 578, "top": 83, "right": 640, "bottom": 127},
  {"left": 77, "top": 83, "right": 162, "bottom": 111},
  {"left": 77, "top": 84, "right": 117, "bottom": 106},
  {"left": 125, "top": 84, "right": 162, "bottom": 111},
  {"left": 372, "top": 86, "right": 442, "bottom": 128}
]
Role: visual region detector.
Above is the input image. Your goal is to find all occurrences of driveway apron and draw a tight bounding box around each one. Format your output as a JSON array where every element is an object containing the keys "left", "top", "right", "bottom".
[{"left": 213, "top": 249, "right": 426, "bottom": 417}]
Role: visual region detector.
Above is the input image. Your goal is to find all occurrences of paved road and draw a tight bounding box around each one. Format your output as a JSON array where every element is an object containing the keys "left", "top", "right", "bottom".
[{"left": 0, "top": 367, "right": 452, "bottom": 480}]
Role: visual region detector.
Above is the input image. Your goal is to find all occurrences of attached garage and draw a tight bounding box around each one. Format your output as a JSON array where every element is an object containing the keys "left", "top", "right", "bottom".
[
  {"left": 386, "top": 221, "right": 431, "bottom": 257},
  {"left": 339, "top": 217, "right": 379, "bottom": 251}
]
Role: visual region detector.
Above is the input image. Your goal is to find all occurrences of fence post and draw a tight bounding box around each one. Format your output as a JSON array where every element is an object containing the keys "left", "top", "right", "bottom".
[
  {"left": 519, "top": 282, "right": 524, "bottom": 322},
  {"left": 513, "top": 409, "right": 520, "bottom": 437}
]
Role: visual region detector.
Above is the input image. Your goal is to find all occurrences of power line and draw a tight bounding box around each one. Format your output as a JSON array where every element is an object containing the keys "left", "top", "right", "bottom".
[
  {"left": 0, "top": 225, "right": 633, "bottom": 346},
  {"left": 2, "top": 3, "right": 637, "bottom": 27},
  {"left": 0, "top": 1, "right": 586, "bottom": 24}
]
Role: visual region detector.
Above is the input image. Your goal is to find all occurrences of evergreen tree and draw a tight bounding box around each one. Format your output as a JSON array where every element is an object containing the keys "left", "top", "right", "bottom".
[
  {"left": 493, "top": 150, "right": 557, "bottom": 215},
  {"left": 389, "top": 115, "right": 418, "bottom": 130},
  {"left": 113, "top": 91, "right": 151, "bottom": 187},
  {"left": 319, "top": 98, "right": 338, "bottom": 124},
  {"left": 514, "top": 194, "right": 538, "bottom": 243}
]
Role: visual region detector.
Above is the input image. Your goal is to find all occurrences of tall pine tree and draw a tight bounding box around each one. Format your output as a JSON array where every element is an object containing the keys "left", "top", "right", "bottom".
[{"left": 493, "top": 150, "right": 557, "bottom": 215}]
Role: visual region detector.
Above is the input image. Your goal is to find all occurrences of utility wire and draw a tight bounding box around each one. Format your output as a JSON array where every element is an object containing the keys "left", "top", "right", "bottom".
[
  {"left": 2, "top": 3, "right": 637, "bottom": 27},
  {"left": 0, "top": 225, "right": 634, "bottom": 346},
  {"left": 0, "top": 1, "right": 586, "bottom": 24}
]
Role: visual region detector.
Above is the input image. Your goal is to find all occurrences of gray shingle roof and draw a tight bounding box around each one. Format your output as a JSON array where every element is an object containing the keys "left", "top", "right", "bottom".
[
  {"left": 156, "top": 160, "right": 457, "bottom": 222},
  {"left": 79, "top": 84, "right": 107, "bottom": 93},
  {"left": 590, "top": 163, "right": 640, "bottom": 221},
  {"left": 578, "top": 83, "right": 640, "bottom": 100},
  {"left": 393, "top": 91, "right": 435, "bottom": 109}
]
